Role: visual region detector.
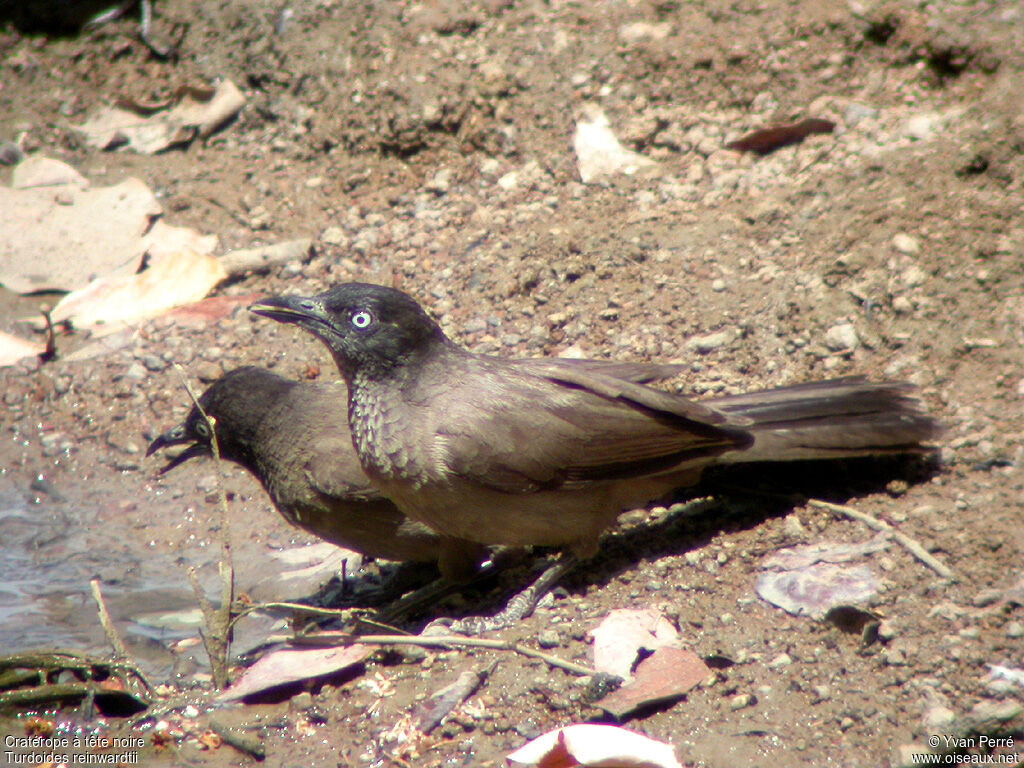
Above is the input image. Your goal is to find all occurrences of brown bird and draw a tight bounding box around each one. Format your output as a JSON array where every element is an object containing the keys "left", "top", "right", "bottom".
[
  {"left": 250, "top": 283, "right": 940, "bottom": 590},
  {"left": 147, "top": 360, "right": 687, "bottom": 572}
]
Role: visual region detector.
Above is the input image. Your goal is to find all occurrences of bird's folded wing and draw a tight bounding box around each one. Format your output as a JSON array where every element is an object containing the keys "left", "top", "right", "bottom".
[
  {"left": 305, "top": 435, "right": 386, "bottom": 502},
  {"left": 436, "top": 367, "right": 751, "bottom": 494}
]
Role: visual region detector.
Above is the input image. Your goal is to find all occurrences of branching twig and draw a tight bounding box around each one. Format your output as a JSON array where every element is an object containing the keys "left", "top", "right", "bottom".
[
  {"left": 288, "top": 632, "right": 597, "bottom": 677},
  {"left": 807, "top": 498, "right": 954, "bottom": 579},
  {"left": 175, "top": 364, "right": 235, "bottom": 689},
  {"left": 89, "top": 579, "right": 128, "bottom": 660}
]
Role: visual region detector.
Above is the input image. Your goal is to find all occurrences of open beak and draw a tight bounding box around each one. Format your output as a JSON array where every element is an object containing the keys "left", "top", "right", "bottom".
[{"left": 146, "top": 425, "right": 210, "bottom": 475}]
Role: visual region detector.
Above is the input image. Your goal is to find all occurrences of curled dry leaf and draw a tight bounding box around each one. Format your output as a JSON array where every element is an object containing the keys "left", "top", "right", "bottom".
[
  {"left": 73, "top": 80, "right": 246, "bottom": 154},
  {"left": 726, "top": 117, "right": 835, "bottom": 155},
  {"left": 0, "top": 331, "right": 45, "bottom": 368},
  {"left": 50, "top": 250, "right": 228, "bottom": 336},
  {"left": 506, "top": 723, "right": 684, "bottom": 768},
  {"left": 590, "top": 608, "right": 679, "bottom": 680},
  {"left": 217, "top": 643, "right": 371, "bottom": 702}
]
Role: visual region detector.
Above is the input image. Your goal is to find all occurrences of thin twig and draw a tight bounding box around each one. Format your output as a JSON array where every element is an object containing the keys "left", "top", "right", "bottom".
[
  {"left": 89, "top": 579, "right": 129, "bottom": 660},
  {"left": 288, "top": 631, "right": 596, "bottom": 677},
  {"left": 175, "top": 364, "right": 235, "bottom": 690},
  {"left": 807, "top": 498, "right": 954, "bottom": 579}
]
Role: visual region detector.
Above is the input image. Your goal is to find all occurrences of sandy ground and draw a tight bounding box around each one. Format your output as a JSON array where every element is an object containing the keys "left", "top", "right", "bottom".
[{"left": 1, "top": 0, "right": 1023, "bottom": 765}]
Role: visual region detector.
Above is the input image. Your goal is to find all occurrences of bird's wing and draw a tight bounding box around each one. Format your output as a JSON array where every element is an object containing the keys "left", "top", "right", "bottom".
[
  {"left": 509, "top": 356, "right": 685, "bottom": 384},
  {"left": 435, "top": 365, "right": 752, "bottom": 494},
  {"left": 304, "top": 436, "right": 385, "bottom": 502}
]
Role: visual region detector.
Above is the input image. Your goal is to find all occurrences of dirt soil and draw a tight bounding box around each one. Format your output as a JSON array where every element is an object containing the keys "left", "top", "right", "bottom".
[{"left": 2, "top": 0, "right": 1023, "bottom": 766}]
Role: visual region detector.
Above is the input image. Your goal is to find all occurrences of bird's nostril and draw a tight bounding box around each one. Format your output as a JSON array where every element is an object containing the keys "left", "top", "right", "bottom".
[{"left": 300, "top": 300, "right": 317, "bottom": 311}]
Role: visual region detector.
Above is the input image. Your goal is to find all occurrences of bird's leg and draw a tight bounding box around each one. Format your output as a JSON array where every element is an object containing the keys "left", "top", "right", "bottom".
[
  {"left": 440, "top": 554, "right": 578, "bottom": 636},
  {"left": 374, "top": 547, "right": 528, "bottom": 625},
  {"left": 85, "top": 0, "right": 175, "bottom": 58}
]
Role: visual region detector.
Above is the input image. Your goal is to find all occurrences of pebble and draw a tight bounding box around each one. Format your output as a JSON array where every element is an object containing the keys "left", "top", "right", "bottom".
[
  {"left": 877, "top": 620, "right": 898, "bottom": 641},
  {"left": 883, "top": 647, "right": 907, "bottom": 666},
  {"left": 905, "top": 114, "right": 937, "bottom": 140},
  {"left": 1005, "top": 621, "right": 1023, "bottom": 638},
  {"left": 321, "top": 226, "right": 346, "bottom": 246},
  {"left": 922, "top": 705, "right": 956, "bottom": 730},
  {"left": 892, "top": 233, "right": 921, "bottom": 255},
  {"left": 844, "top": 103, "right": 877, "bottom": 128},
  {"left": 195, "top": 361, "right": 222, "bottom": 383},
  {"left": 824, "top": 323, "right": 859, "bottom": 352},
  {"left": 536, "top": 630, "right": 560, "bottom": 649},
  {"left": 729, "top": 693, "right": 756, "bottom": 711},
  {"left": 142, "top": 355, "right": 166, "bottom": 372},
  {"left": 768, "top": 653, "right": 792, "bottom": 670},
  {"left": 901, "top": 265, "right": 927, "bottom": 288},
  {"left": 971, "top": 588, "right": 1003, "bottom": 607},
  {"left": 124, "top": 362, "right": 147, "bottom": 380},
  {"left": 710, "top": 278, "right": 727, "bottom": 292},
  {"left": 685, "top": 328, "right": 735, "bottom": 354}
]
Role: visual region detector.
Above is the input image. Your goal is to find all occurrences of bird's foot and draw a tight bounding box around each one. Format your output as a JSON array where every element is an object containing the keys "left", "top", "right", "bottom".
[{"left": 431, "top": 555, "right": 577, "bottom": 636}]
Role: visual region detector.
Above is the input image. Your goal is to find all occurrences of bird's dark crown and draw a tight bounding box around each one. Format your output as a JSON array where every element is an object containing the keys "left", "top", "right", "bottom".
[{"left": 259, "top": 283, "right": 451, "bottom": 379}]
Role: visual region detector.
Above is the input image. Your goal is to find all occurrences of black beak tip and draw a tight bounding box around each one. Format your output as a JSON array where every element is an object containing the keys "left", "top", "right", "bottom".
[{"left": 145, "top": 436, "right": 166, "bottom": 458}]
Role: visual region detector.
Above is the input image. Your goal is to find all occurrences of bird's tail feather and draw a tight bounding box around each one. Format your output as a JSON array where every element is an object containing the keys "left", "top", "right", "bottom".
[{"left": 706, "top": 377, "right": 941, "bottom": 463}]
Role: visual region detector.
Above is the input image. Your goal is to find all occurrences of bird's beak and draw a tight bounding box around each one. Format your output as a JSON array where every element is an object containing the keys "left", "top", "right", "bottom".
[
  {"left": 250, "top": 295, "right": 333, "bottom": 336},
  {"left": 146, "top": 425, "right": 209, "bottom": 474}
]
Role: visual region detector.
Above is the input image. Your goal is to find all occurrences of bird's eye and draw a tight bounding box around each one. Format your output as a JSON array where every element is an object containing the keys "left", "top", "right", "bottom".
[
  {"left": 195, "top": 421, "right": 210, "bottom": 437},
  {"left": 351, "top": 310, "right": 374, "bottom": 329}
]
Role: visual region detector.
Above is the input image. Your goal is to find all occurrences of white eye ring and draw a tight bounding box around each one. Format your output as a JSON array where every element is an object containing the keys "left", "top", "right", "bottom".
[{"left": 351, "top": 310, "right": 374, "bottom": 329}]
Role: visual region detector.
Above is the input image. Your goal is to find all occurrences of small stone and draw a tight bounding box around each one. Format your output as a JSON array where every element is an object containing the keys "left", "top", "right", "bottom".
[
  {"left": 901, "top": 265, "right": 927, "bottom": 288},
  {"left": 844, "top": 103, "right": 877, "bottom": 128},
  {"left": 536, "top": 630, "right": 560, "bottom": 649},
  {"left": 905, "top": 114, "right": 937, "bottom": 140},
  {"left": 124, "top": 362, "right": 147, "bottom": 380},
  {"left": 877, "top": 620, "right": 898, "bottom": 641},
  {"left": 811, "top": 684, "right": 830, "bottom": 702},
  {"left": 922, "top": 705, "right": 956, "bottom": 730},
  {"left": 839, "top": 716, "right": 855, "bottom": 731},
  {"left": 729, "top": 693, "right": 756, "bottom": 711},
  {"left": 426, "top": 168, "right": 452, "bottom": 195},
  {"left": 892, "top": 233, "right": 921, "bottom": 255},
  {"left": 883, "top": 647, "right": 907, "bottom": 666},
  {"left": 142, "top": 355, "right": 166, "bottom": 372},
  {"left": 768, "top": 653, "right": 792, "bottom": 670},
  {"left": 321, "top": 226, "right": 346, "bottom": 246},
  {"left": 289, "top": 692, "right": 314, "bottom": 712},
  {"left": 825, "top": 323, "right": 859, "bottom": 352},
  {"left": 710, "top": 278, "right": 727, "bottom": 292},
  {"left": 892, "top": 295, "right": 913, "bottom": 314},
  {"left": 971, "top": 588, "right": 1003, "bottom": 607},
  {"left": 195, "top": 361, "right": 222, "bottom": 383},
  {"left": 685, "top": 328, "right": 735, "bottom": 354},
  {"left": 304, "top": 176, "right": 324, "bottom": 188},
  {"left": 1005, "top": 621, "right": 1024, "bottom": 638}
]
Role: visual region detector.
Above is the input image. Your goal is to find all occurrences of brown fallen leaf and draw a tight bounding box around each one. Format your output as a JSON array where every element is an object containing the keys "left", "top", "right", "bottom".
[
  {"left": 596, "top": 647, "right": 710, "bottom": 720},
  {"left": 217, "top": 643, "right": 371, "bottom": 702},
  {"left": 50, "top": 250, "right": 228, "bottom": 336},
  {"left": 726, "top": 117, "right": 835, "bottom": 155},
  {"left": 73, "top": 80, "right": 246, "bottom": 154}
]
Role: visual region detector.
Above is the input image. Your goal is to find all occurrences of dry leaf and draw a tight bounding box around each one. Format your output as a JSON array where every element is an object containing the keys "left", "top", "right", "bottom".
[
  {"left": 0, "top": 177, "right": 160, "bottom": 293},
  {"left": 597, "top": 647, "right": 709, "bottom": 720},
  {"left": 0, "top": 331, "right": 44, "bottom": 367},
  {"left": 218, "top": 643, "right": 371, "bottom": 702},
  {"left": 755, "top": 563, "right": 878, "bottom": 618},
  {"left": 590, "top": 609, "right": 679, "bottom": 680},
  {"left": 726, "top": 118, "right": 835, "bottom": 154},
  {"left": 73, "top": 80, "right": 246, "bottom": 154},
  {"left": 50, "top": 250, "right": 227, "bottom": 335},
  {"left": 506, "top": 723, "right": 684, "bottom": 768}
]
